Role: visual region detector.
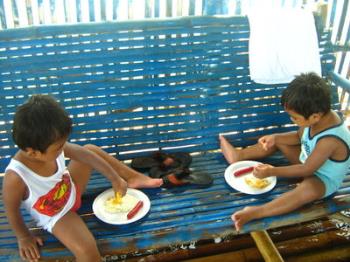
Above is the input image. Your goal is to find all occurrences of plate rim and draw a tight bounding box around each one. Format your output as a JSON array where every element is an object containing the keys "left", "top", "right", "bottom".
[
  {"left": 224, "top": 160, "right": 277, "bottom": 195},
  {"left": 92, "top": 188, "right": 151, "bottom": 225}
]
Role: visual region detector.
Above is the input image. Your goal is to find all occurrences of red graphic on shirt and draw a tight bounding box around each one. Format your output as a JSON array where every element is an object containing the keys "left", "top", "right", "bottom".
[{"left": 33, "top": 174, "right": 72, "bottom": 216}]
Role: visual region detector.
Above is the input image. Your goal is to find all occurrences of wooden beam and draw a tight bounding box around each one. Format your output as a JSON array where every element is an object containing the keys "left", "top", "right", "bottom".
[
  {"left": 250, "top": 230, "right": 284, "bottom": 262},
  {"left": 289, "top": 245, "right": 350, "bottom": 262}
]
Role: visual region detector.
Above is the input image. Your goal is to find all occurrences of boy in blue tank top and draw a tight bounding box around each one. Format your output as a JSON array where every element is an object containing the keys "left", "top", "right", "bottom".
[{"left": 220, "top": 72, "right": 350, "bottom": 231}]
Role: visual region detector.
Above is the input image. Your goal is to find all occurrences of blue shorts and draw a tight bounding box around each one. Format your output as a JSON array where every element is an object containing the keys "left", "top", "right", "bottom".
[{"left": 315, "top": 173, "right": 342, "bottom": 198}]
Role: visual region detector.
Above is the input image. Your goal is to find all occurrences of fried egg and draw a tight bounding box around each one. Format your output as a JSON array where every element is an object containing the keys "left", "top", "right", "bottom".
[
  {"left": 244, "top": 176, "right": 271, "bottom": 189},
  {"left": 104, "top": 194, "right": 139, "bottom": 213}
]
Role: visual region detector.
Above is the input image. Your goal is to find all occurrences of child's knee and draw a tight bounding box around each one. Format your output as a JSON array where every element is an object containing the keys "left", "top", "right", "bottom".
[
  {"left": 72, "top": 239, "right": 100, "bottom": 260},
  {"left": 298, "top": 177, "right": 325, "bottom": 201},
  {"left": 83, "top": 143, "right": 99, "bottom": 151}
]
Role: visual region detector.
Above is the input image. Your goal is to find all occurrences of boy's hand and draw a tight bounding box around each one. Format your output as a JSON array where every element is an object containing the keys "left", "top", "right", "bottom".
[
  {"left": 18, "top": 235, "right": 43, "bottom": 261},
  {"left": 253, "top": 164, "right": 273, "bottom": 179},
  {"left": 258, "top": 135, "right": 275, "bottom": 151},
  {"left": 112, "top": 177, "right": 128, "bottom": 197}
]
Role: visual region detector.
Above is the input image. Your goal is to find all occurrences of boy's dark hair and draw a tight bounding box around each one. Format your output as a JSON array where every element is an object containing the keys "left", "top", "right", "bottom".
[
  {"left": 281, "top": 72, "right": 331, "bottom": 119},
  {"left": 12, "top": 95, "right": 72, "bottom": 153}
]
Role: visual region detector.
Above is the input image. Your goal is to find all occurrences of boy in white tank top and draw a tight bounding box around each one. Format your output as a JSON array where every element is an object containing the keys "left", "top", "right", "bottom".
[
  {"left": 219, "top": 72, "right": 350, "bottom": 232},
  {"left": 2, "top": 95, "right": 163, "bottom": 261}
]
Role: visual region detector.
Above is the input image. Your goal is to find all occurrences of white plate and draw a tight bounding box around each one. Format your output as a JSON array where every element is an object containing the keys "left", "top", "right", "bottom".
[
  {"left": 224, "top": 160, "right": 277, "bottom": 195},
  {"left": 92, "top": 188, "right": 151, "bottom": 225}
]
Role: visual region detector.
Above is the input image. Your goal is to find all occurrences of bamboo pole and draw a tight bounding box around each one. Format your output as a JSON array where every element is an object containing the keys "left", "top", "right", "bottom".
[
  {"left": 250, "top": 230, "right": 284, "bottom": 262},
  {"left": 286, "top": 245, "right": 350, "bottom": 262}
]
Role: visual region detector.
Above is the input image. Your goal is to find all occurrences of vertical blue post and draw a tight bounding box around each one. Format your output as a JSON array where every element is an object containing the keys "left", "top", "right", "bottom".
[
  {"left": 100, "top": 0, "right": 106, "bottom": 20},
  {"left": 114, "top": 0, "right": 119, "bottom": 19},
  {"left": 202, "top": 0, "right": 229, "bottom": 15},
  {"left": 89, "top": 0, "right": 94, "bottom": 20},
  {"left": 335, "top": 0, "right": 349, "bottom": 74},
  {"left": 166, "top": 0, "right": 172, "bottom": 17},
  {"left": 145, "top": 0, "right": 152, "bottom": 18},
  {"left": 189, "top": 0, "right": 195, "bottom": 15},
  {"left": 76, "top": 0, "right": 82, "bottom": 22},
  {"left": 154, "top": 0, "right": 160, "bottom": 17},
  {"left": 329, "top": 0, "right": 337, "bottom": 29},
  {"left": 335, "top": 0, "right": 349, "bottom": 43},
  {"left": 235, "top": 0, "right": 242, "bottom": 15},
  {"left": 0, "top": 0, "right": 5, "bottom": 28}
]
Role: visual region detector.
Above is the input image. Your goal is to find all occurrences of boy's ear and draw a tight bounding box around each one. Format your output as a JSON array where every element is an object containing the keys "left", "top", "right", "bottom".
[
  {"left": 25, "top": 148, "right": 41, "bottom": 158},
  {"left": 309, "top": 113, "right": 322, "bottom": 122}
]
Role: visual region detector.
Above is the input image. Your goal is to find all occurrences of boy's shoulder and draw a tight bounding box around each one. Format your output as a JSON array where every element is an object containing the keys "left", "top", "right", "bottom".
[
  {"left": 316, "top": 112, "right": 350, "bottom": 142},
  {"left": 5, "top": 154, "right": 27, "bottom": 180},
  {"left": 317, "top": 111, "right": 346, "bottom": 133},
  {"left": 7, "top": 151, "right": 31, "bottom": 171},
  {"left": 3, "top": 168, "right": 26, "bottom": 188},
  {"left": 308, "top": 111, "right": 350, "bottom": 143}
]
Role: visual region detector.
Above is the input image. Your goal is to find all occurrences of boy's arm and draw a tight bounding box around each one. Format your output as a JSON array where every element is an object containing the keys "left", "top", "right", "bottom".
[
  {"left": 63, "top": 142, "right": 127, "bottom": 195},
  {"left": 259, "top": 129, "right": 302, "bottom": 151},
  {"left": 267, "top": 136, "right": 339, "bottom": 178},
  {"left": 274, "top": 129, "right": 303, "bottom": 146},
  {"left": 3, "top": 171, "right": 43, "bottom": 260},
  {"left": 3, "top": 171, "right": 33, "bottom": 239}
]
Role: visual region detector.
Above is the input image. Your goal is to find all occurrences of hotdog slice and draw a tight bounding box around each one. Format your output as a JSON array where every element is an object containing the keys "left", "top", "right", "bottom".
[
  {"left": 127, "top": 200, "right": 144, "bottom": 219},
  {"left": 233, "top": 166, "right": 254, "bottom": 177}
]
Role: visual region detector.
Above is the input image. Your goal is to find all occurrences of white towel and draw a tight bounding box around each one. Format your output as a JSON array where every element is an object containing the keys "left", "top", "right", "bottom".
[{"left": 248, "top": 8, "right": 322, "bottom": 84}]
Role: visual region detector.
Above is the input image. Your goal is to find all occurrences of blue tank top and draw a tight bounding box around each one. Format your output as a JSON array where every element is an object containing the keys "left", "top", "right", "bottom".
[{"left": 299, "top": 115, "right": 350, "bottom": 196}]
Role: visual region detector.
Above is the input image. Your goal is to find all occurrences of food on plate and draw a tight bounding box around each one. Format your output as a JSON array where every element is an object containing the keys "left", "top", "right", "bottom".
[
  {"left": 233, "top": 166, "right": 254, "bottom": 177},
  {"left": 113, "top": 192, "right": 122, "bottom": 205},
  {"left": 104, "top": 193, "right": 139, "bottom": 213},
  {"left": 127, "top": 200, "right": 144, "bottom": 219},
  {"left": 244, "top": 175, "right": 270, "bottom": 189}
]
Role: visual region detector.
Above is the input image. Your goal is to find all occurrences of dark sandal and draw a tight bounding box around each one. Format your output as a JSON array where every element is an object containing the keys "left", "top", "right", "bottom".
[
  {"left": 168, "top": 152, "right": 192, "bottom": 168},
  {"left": 131, "top": 152, "right": 192, "bottom": 172},
  {"left": 130, "top": 157, "right": 159, "bottom": 172},
  {"left": 182, "top": 172, "right": 213, "bottom": 186},
  {"left": 149, "top": 166, "right": 190, "bottom": 179},
  {"left": 153, "top": 152, "right": 192, "bottom": 169},
  {"left": 162, "top": 170, "right": 213, "bottom": 188},
  {"left": 162, "top": 173, "right": 189, "bottom": 187},
  {"left": 149, "top": 166, "right": 166, "bottom": 178}
]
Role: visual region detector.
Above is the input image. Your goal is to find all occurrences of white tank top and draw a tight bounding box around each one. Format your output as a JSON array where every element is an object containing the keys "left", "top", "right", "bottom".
[{"left": 5, "top": 152, "right": 76, "bottom": 233}]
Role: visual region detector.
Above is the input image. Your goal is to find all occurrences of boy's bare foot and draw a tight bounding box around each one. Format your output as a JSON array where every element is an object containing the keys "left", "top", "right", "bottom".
[
  {"left": 231, "top": 206, "right": 261, "bottom": 231},
  {"left": 126, "top": 171, "right": 163, "bottom": 188},
  {"left": 219, "top": 135, "right": 241, "bottom": 164}
]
